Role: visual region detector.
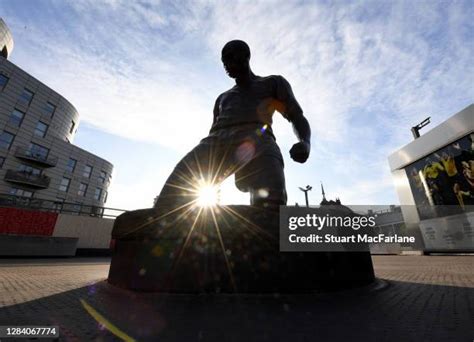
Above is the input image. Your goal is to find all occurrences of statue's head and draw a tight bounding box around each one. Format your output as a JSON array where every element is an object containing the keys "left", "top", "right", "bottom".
[{"left": 221, "top": 40, "right": 251, "bottom": 79}]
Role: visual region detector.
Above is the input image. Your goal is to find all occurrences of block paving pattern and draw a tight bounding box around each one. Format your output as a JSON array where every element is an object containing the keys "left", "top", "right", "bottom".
[{"left": 0, "top": 256, "right": 472, "bottom": 341}]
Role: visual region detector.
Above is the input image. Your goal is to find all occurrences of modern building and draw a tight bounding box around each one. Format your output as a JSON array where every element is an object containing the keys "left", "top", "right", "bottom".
[
  {"left": 0, "top": 18, "right": 113, "bottom": 212},
  {"left": 388, "top": 104, "right": 474, "bottom": 252}
]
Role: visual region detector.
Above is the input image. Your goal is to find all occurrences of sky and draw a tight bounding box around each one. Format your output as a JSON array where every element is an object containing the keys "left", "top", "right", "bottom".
[{"left": 0, "top": 0, "right": 472, "bottom": 210}]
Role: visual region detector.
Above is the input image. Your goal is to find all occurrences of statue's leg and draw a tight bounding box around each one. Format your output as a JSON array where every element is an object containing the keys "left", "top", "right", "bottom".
[
  {"left": 153, "top": 139, "right": 233, "bottom": 215},
  {"left": 249, "top": 154, "right": 287, "bottom": 208},
  {"left": 235, "top": 137, "right": 287, "bottom": 209}
]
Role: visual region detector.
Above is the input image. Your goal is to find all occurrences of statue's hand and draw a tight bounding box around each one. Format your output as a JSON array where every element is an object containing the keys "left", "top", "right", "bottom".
[{"left": 290, "top": 141, "right": 310, "bottom": 163}]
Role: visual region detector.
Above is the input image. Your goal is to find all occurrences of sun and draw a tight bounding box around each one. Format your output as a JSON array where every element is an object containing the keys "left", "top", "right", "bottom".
[{"left": 196, "top": 184, "right": 220, "bottom": 207}]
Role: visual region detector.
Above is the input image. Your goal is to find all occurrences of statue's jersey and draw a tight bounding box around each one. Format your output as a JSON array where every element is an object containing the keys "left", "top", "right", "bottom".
[{"left": 210, "top": 75, "right": 303, "bottom": 132}]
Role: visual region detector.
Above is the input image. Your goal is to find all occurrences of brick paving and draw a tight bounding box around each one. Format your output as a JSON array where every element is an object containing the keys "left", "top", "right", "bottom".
[{"left": 0, "top": 256, "right": 473, "bottom": 341}]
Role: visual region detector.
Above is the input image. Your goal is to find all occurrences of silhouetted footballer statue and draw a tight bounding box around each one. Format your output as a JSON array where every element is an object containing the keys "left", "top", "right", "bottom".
[
  {"left": 110, "top": 41, "right": 374, "bottom": 292},
  {"left": 154, "top": 40, "right": 311, "bottom": 213}
]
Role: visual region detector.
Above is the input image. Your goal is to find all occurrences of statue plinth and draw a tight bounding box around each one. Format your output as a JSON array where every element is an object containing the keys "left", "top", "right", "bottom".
[{"left": 108, "top": 205, "right": 375, "bottom": 293}]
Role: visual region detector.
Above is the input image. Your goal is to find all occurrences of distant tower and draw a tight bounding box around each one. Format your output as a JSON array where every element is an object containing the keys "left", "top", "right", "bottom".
[{"left": 320, "top": 182, "right": 342, "bottom": 205}]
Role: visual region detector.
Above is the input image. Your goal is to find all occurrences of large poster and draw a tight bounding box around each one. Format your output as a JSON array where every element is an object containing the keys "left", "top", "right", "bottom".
[{"left": 405, "top": 132, "right": 474, "bottom": 220}]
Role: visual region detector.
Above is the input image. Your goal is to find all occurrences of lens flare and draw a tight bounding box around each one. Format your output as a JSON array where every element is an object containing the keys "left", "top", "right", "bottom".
[{"left": 197, "top": 184, "right": 220, "bottom": 207}]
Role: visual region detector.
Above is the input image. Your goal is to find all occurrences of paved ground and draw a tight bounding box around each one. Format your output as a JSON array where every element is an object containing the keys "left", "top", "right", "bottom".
[{"left": 0, "top": 256, "right": 473, "bottom": 341}]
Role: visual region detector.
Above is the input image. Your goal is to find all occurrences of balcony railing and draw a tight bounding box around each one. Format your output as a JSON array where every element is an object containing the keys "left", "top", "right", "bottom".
[
  {"left": 0, "top": 193, "right": 126, "bottom": 219},
  {"left": 14, "top": 146, "right": 58, "bottom": 167},
  {"left": 4, "top": 169, "right": 51, "bottom": 189}
]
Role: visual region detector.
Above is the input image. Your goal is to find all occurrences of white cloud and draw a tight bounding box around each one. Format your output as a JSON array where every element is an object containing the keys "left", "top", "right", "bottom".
[{"left": 8, "top": 1, "right": 473, "bottom": 149}]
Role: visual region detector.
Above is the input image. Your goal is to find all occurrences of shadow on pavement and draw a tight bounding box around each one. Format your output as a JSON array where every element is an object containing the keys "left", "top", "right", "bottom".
[{"left": 0, "top": 278, "right": 472, "bottom": 341}]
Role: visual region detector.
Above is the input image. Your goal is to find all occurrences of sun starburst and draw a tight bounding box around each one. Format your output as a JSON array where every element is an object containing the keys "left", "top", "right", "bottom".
[{"left": 196, "top": 183, "right": 220, "bottom": 207}]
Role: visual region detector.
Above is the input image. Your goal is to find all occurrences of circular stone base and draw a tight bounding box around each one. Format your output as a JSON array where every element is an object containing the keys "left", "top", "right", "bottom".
[{"left": 108, "top": 206, "right": 375, "bottom": 293}]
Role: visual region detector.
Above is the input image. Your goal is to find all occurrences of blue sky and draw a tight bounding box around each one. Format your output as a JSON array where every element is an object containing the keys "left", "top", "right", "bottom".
[{"left": 0, "top": 0, "right": 472, "bottom": 210}]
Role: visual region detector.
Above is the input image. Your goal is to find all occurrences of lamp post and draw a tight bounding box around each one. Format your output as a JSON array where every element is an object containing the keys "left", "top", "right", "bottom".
[
  {"left": 298, "top": 185, "right": 312, "bottom": 207},
  {"left": 411, "top": 117, "right": 431, "bottom": 139}
]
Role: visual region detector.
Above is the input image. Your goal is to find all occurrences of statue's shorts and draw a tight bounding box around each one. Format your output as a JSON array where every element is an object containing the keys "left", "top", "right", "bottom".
[{"left": 154, "top": 126, "right": 287, "bottom": 211}]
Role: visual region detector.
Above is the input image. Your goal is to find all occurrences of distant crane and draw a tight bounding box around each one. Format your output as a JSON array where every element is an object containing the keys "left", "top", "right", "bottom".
[{"left": 298, "top": 185, "right": 312, "bottom": 207}]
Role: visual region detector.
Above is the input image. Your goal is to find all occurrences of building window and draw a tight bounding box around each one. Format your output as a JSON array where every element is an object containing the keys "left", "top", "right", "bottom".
[
  {"left": 104, "top": 190, "right": 108, "bottom": 203},
  {"left": 59, "top": 177, "right": 71, "bottom": 192},
  {"left": 0, "top": 156, "right": 4, "bottom": 168},
  {"left": 10, "top": 188, "right": 33, "bottom": 198},
  {"left": 83, "top": 165, "right": 92, "bottom": 178},
  {"left": 99, "top": 171, "right": 106, "bottom": 184},
  {"left": 72, "top": 202, "right": 82, "bottom": 215},
  {"left": 34, "top": 121, "right": 48, "bottom": 138},
  {"left": 70, "top": 120, "right": 76, "bottom": 134},
  {"left": 19, "top": 88, "right": 34, "bottom": 106},
  {"left": 28, "top": 142, "right": 49, "bottom": 159},
  {"left": 78, "top": 183, "right": 88, "bottom": 197},
  {"left": 66, "top": 158, "right": 77, "bottom": 173},
  {"left": 18, "top": 164, "right": 41, "bottom": 176},
  {"left": 43, "top": 102, "right": 56, "bottom": 117},
  {"left": 94, "top": 187, "right": 102, "bottom": 201},
  {"left": 0, "top": 74, "right": 8, "bottom": 90},
  {"left": 9, "top": 109, "right": 25, "bottom": 127},
  {"left": 0, "top": 131, "right": 15, "bottom": 150},
  {"left": 52, "top": 200, "right": 63, "bottom": 212}
]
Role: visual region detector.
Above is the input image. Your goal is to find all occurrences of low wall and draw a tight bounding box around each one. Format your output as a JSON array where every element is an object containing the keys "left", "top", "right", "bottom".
[
  {"left": 0, "top": 207, "right": 116, "bottom": 255},
  {"left": 53, "top": 214, "right": 114, "bottom": 249},
  {"left": 0, "top": 234, "right": 78, "bottom": 256}
]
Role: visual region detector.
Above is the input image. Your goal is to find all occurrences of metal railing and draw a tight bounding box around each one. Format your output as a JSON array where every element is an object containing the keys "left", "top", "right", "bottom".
[
  {"left": 0, "top": 193, "right": 127, "bottom": 218},
  {"left": 4, "top": 169, "right": 51, "bottom": 188},
  {"left": 14, "top": 146, "right": 58, "bottom": 167}
]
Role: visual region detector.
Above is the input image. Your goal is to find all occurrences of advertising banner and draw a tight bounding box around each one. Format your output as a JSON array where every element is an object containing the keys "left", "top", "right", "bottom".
[{"left": 405, "top": 132, "right": 474, "bottom": 220}]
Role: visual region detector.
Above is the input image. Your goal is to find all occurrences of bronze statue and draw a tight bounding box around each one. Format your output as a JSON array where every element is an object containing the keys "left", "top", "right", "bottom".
[
  {"left": 153, "top": 40, "right": 311, "bottom": 213},
  {"left": 109, "top": 43, "right": 376, "bottom": 292}
]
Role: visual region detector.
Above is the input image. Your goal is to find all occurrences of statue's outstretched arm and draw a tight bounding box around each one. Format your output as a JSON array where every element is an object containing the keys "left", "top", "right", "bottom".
[
  {"left": 289, "top": 111, "right": 311, "bottom": 163},
  {"left": 275, "top": 75, "right": 311, "bottom": 164}
]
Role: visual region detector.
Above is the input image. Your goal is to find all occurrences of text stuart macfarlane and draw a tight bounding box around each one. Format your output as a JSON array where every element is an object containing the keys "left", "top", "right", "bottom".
[{"left": 289, "top": 234, "right": 415, "bottom": 244}]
